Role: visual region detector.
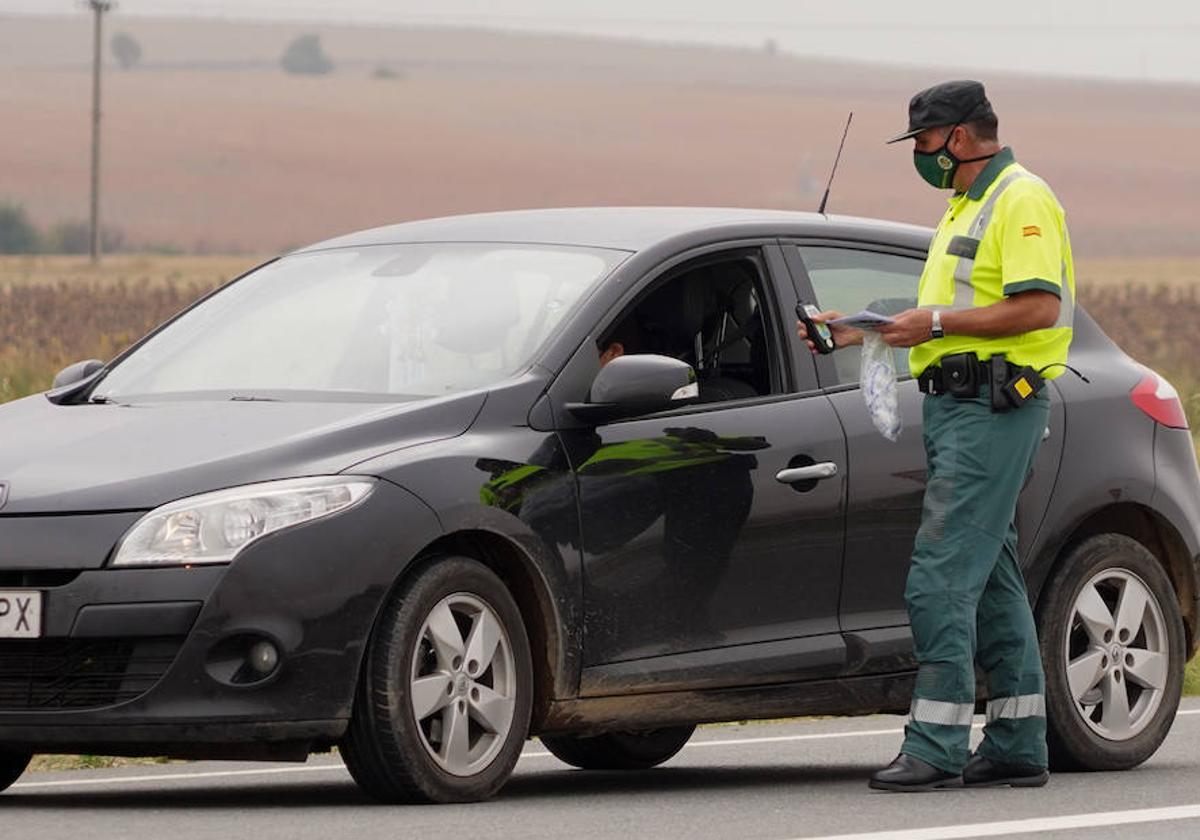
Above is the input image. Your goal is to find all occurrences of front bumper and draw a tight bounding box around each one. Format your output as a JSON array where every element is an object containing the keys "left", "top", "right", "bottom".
[{"left": 0, "top": 479, "right": 442, "bottom": 759}]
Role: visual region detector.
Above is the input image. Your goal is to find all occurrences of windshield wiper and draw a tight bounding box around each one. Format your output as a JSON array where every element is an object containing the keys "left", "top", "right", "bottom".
[
  {"left": 229, "top": 395, "right": 279, "bottom": 402},
  {"left": 89, "top": 395, "right": 114, "bottom": 405}
]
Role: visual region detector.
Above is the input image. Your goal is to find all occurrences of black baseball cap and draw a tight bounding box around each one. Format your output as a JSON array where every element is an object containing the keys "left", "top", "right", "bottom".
[{"left": 886, "top": 80, "right": 995, "bottom": 144}]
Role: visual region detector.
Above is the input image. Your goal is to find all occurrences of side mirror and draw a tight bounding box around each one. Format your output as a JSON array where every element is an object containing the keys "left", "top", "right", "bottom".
[
  {"left": 45, "top": 359, "right": 106, "bottom": 404},
  {"left": 52, "top": 359, "right": 106, "bottom": 390},
  {"left": 567, "top": 354, "right": 698, "bottom": 423}
]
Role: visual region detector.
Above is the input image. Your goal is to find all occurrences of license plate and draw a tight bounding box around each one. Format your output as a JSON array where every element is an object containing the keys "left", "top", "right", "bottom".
[{"left": 0, "top": 591, "right": 41, "bottom": 638}]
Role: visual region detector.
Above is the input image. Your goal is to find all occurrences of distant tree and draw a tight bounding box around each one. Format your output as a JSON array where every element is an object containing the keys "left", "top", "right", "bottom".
[
  {"left": 281, "top": 34, "right": 334, "bottom": 76},
  {"left": 763, "top": 38, "right": 778, "bottom": 56},
  {"left": 111, "top": 31, "right": 143, "bottom": 70},
  {"left": 372, "top": 65, "right": 403, "bottom": 80},
  {"left": 0, "top": 202, "right": 39, "bottom": 254},
  {"left": 42, "top": 220, "right": 125, "bottom": 255}
]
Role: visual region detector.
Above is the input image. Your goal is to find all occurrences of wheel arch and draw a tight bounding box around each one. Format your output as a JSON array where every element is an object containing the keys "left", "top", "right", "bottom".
[{"left": 1031, "top": 502, "right": 1197, "bottom": 658}]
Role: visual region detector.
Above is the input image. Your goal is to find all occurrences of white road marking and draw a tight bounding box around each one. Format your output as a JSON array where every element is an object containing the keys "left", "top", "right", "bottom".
[
  {"left": 798, "top": 803, "right": 1200, "bottom": 840},
  {"left": 11, "top": 765, "right": 343, "bottom": 789},
  {"left": 9, "top": 705, "right": 1198, "bottom": 791}
]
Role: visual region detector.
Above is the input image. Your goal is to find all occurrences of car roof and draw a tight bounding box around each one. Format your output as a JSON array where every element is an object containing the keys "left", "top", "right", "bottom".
[{"left": 295, "top": 206, "right": 932, "bottom": 254}]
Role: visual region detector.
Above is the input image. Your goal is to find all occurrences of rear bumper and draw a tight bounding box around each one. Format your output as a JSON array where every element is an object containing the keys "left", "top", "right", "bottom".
[{"left": 1151, "top": 425, "right": 1200, "bottom": 651}]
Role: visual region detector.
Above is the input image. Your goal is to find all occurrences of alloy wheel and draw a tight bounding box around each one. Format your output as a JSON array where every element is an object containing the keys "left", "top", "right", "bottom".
[
  {"left": 409, "top": 593, "right": 517, "bottom": 776},
  {"left": 1065, "top": 568, "right": 1169, "bottom": 741}
]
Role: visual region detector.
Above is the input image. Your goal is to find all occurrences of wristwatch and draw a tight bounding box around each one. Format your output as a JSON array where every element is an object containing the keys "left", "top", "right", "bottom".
[{"left": 930, "top": 310, "right": 945, "bottom": 340}]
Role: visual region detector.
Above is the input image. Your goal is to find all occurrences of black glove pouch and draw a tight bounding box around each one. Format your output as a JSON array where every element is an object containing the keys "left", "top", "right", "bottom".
[{"left": 941, "top": 353, "right": 979, "bottom": 398}]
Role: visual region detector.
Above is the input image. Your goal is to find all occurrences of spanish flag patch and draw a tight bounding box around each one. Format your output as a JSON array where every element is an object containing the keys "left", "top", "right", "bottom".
[{"left": 1022, "top": 225, "right": 1042, "bottom": 237}]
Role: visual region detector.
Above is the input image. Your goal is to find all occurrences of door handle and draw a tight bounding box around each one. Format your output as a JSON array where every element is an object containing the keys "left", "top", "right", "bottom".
[
  {"left": 775, "top": 462, "right": 839, "bottom": 484},
  {"left": 1043, "top": 426, "right": 1051, "bottom": 441}
]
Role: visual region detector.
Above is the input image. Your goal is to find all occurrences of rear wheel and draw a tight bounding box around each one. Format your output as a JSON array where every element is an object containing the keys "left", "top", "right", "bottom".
[
  {"left": 540, "top": 725, "right": 695, "bottom": 770},
  {"left": 340, "top": 555, "right": 533, "bottom": 803},
  {"left": 1037, "top": 534, "right": 1185, "bottom": 771}
]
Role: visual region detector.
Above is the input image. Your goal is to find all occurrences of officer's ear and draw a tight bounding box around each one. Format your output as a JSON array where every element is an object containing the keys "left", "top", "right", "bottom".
[
  {"left": 949, "top": 123, "right": 973, "bottom": 154},
  {"left": 945, "top": 124, "right": 963, "bottom": 154}
]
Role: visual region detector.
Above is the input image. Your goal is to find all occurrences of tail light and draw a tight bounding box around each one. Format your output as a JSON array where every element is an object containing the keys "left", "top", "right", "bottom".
[{"left": 1131, "top": 367, "right": 1189, "bottom": 429}]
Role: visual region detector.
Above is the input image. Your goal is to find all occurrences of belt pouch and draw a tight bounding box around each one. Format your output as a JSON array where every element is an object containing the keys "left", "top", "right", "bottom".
[{"left": 941, "top": 352, "right": 978, "bottom": 397}]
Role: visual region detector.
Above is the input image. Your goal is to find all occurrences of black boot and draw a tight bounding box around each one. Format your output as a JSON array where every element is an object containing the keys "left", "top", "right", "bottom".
[
  {"left": 869, "top": 753, "right": 963, "bottom": 792},
  {"left": 962, "top": 754, "right": 1049, "bottom": 788}
]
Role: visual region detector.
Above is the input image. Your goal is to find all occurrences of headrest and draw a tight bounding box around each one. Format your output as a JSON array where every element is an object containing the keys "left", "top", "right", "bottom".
[{"left": 640, "top": 272, "right": 712, "bottom": 344}]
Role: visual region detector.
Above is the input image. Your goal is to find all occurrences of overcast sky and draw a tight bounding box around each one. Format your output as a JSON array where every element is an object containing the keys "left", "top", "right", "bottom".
[{"left": 5, "top": 0, "right": 1200, "bottom": 84}]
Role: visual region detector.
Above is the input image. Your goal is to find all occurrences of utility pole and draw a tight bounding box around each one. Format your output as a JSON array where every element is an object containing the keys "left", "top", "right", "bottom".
[{"left": 86, "top": 0, "right": 115, "bottom": 264}]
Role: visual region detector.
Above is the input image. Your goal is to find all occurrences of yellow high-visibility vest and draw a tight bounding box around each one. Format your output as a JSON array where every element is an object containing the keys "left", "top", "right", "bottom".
[{"left": 909, "top": 147, "right": 1075, "bottom": 379}]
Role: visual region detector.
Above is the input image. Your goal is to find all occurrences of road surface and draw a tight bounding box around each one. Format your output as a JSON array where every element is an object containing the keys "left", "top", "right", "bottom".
[{"left": 5, "top": 698, "right": 1200, "bottom": 839}]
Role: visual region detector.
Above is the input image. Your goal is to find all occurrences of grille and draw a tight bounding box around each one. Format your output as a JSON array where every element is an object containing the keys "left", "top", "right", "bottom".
[{"left": 0, "top": 637, "right": 183, "bottom": 710}]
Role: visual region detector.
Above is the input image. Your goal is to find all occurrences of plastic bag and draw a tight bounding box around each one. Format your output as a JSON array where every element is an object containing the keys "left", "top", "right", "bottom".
[{"left": 861, "top": 332, "right": 902, "bottom": 442}]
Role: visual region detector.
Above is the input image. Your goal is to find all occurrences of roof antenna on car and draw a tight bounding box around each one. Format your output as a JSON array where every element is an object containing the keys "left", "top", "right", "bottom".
[{"left": 817, "top": 111, "right": 854, "bottom": 217}]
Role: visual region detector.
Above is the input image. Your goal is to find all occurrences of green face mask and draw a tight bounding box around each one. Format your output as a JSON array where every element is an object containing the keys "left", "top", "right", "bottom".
[
  {"left": 913, "top": 145, "right": 959, "bottom": 189},
  {"left": 913, "top": 125, "right": 995, "bottom": 189}
]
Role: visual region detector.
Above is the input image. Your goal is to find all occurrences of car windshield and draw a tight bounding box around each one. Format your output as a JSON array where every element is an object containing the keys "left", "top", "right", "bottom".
[{"left": 91, "top": 243, "right": 627, "bottom": 402}]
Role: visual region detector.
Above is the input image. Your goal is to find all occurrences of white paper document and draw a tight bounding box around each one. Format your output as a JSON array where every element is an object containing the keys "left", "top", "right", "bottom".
[{"left": 828, "top": 310, "right": 896, "bottom": 330}]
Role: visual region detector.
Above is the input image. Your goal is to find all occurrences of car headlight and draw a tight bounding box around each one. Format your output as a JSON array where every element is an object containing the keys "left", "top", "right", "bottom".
[{"left": 111, "top": 477, "right": 376, "bottom": 567}]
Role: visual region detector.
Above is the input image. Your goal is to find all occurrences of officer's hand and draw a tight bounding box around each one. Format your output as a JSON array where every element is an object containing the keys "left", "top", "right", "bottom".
[
  {"left": 796, "top": 310, "right": 863, "bottom": 353},
  {"left": 877, "top": 308, "right": 934, "bottom": 348}
]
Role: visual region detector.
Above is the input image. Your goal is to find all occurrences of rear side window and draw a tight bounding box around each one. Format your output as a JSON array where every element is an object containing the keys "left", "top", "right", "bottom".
[{"left": 795, "top": 246, "right": 922, "bottom": 385}]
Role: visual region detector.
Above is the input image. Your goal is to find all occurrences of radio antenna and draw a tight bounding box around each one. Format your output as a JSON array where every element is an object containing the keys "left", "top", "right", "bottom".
[{"left": 817, "top": 111, "right": 854, "bottom": 216}]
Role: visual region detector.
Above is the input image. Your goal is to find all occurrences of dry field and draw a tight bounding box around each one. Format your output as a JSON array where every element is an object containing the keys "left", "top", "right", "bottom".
[
  {"left": 1078, "top": 258, "right": 1200, "bottom": 290},
  {"left": 0, "top": 254, "right": 263, "bottom": 288},
  {"left": 0, "top": 254, "right": 251, "bottom": 401},
  {"left": 2, "top": 15, "right": 1200, "bottom": 258}
]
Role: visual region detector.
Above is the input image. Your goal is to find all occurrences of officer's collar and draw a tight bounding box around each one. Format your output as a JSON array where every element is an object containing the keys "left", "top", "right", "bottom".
[{"left": 961, "top": 146, "right": 1015, "bottom": 200}]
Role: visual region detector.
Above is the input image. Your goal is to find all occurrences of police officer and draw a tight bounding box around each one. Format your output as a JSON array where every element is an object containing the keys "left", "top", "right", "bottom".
[{"left": 799, "top": 80, "right": 1075, "bottom": 791}]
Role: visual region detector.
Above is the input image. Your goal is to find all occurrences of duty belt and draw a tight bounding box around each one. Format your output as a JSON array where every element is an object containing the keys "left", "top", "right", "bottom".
[{"left": 917, "top": 352, "right": 1020, "bottom": 396}]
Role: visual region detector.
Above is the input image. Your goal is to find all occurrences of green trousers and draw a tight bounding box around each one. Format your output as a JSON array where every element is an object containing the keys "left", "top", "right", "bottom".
[{"left": 901, "top": 386, "right": 1052, "bottom": 773}]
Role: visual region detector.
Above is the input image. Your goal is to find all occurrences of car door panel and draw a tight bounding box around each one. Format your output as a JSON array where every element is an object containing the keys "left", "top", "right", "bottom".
[
  {"left": 574, "top": 393, "right": 847, "bottom": 669},
  {"left": 827, "top": 381, "right": 927, "bottom": 632},
  {"left": 547, "top": 241, "right": 849, "bottom": 693}
]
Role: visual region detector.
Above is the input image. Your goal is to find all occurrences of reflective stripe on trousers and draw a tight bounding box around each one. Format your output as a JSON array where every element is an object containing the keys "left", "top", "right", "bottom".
[
  {"left": 910, "top": 698, "right": 975, "bottom": 727},
  {"left": 986, "top": 693, "right": 1046, "bottom": 722}
]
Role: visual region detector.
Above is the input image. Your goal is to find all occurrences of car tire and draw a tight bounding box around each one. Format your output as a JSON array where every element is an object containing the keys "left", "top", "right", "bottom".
[
  {"left": 340, "top": 555, "right": 534, "bottom": 804},
  {"left": 540, "top": 725, "right": 696, "bottom": 770},
  {"left": 1037, "top": 533, "right": 1185, "bottom": 771},
  {"left": 0, "top": 751, "right": 30, "bottom": 793}
]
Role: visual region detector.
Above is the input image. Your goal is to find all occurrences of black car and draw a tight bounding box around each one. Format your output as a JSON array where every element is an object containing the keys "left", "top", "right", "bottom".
[{"left": 1, "top": 207, "right": 1197, "bottom": 803}]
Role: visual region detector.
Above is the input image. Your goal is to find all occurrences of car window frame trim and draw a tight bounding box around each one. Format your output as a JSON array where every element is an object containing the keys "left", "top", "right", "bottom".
[
  {"left": 544, "top": 237, "right": 834, "bottom": 429},
  {"left": 780, "top": 237, "right": 929, "bottom": 393}
]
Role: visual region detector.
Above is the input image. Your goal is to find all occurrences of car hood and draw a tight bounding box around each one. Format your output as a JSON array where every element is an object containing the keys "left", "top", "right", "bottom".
[{"left": 0, "top": 391, "right": 487, "bottom": 514}]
